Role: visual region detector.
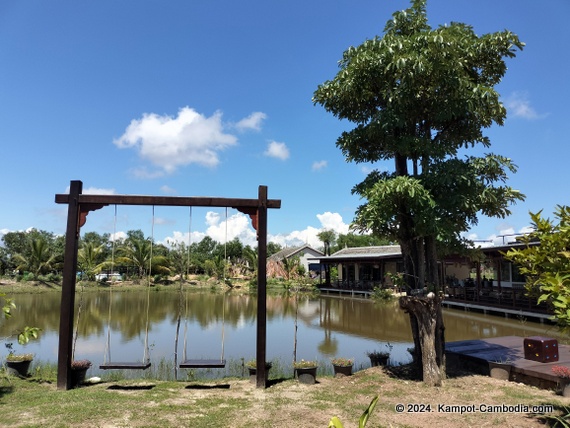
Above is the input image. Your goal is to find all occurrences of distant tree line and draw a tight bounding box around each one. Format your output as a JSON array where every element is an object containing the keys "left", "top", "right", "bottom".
[{"left": 0, "top": 228, "right": 390, "bottom": 282}]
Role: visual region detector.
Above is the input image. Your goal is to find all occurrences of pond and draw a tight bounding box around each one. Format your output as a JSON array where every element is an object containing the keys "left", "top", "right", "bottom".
[{"left": 1, "top": 289, "right": 563, "bottom": 379}]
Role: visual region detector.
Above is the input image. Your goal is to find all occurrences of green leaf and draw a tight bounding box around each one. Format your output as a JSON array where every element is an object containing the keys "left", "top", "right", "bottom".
[
  {"left": 359, "top": 396, "right": 379, "bottom": 428},
  {"left": 328, "top": 416, "right": 344, "bottom": 428}
]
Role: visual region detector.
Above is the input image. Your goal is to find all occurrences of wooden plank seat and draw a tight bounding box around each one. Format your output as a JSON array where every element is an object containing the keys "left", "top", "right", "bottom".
[
  {"left": 100, "top": 362, "right": 152, "bottom": 370},
  {"left": 179, "top": 359, "right": 226, "bottom": 369}
]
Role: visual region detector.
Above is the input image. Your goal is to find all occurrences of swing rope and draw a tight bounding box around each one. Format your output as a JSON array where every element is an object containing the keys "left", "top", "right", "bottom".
[
  {"left": 102, "top": 204, "right": 117, "bottom": 366},
  {"left": 182, "top": 207, "right": 192, "bottom": 363},
  {"left": 220, "top": 291, "right": 226, "bottom": 361},
  {"left": 142, "top": 206, "right": 154, "bottom": 364},
  {"left": 179, "top": 207, "right": 227, "bottom": 369},
  {"left": 224, "top": 207, "right": 228, "bottom": 280},
  {"left": 100, "top": 204, "right": 151, "bottom": 370}
]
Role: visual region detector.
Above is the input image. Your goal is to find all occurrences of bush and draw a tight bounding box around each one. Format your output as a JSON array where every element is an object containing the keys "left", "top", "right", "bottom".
[{"left": 371, "top": 287, "right": 394, "bottom": 302}]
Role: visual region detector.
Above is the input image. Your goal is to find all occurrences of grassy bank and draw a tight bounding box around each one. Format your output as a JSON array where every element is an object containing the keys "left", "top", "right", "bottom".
[{"left": 2, "top": 364, "right": 570, "bottom": 428}]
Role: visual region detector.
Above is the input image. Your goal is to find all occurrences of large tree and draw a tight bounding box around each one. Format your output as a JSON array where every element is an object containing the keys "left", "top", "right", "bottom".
[{"left": 313, "top": 0, "right": 524, "bottom": 386}]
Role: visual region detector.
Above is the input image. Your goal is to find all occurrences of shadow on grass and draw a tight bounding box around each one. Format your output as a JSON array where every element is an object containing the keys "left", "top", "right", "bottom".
[
  {"left": 0, "top": 385, "right": 14, "bottom": 398},
  {"left": 185, "top": 383, "right": 231, "bottom": 390},
  {"left": 106, "top": 383, "right": 156, "bottom": 390},
  {"left": 266, "top": 377, "right": 290, "bottom": 387}
]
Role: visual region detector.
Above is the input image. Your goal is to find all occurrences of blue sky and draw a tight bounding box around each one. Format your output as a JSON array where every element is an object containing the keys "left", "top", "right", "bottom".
[{"left": 1, "top": 0, "right": 567, "bottom": 249}]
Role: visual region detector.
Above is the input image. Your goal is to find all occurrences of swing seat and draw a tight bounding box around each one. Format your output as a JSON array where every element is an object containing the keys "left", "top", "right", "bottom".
[
  {"left": 100, "top": 362, "right": 152, "bottom": 370},
  {"left": 180, "top": 359, "right": 226, "bottom": 369}
]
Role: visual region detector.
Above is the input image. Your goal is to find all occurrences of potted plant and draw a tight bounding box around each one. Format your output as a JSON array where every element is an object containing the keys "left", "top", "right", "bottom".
[
  {"left": 245, "top": 359, "right": 273, "bottom": 384},
  {"left": 552, "top": 365, "right": 570, "bottom": 397},
  {"left": 293, "top": 359, "right": 318, "bottom": 384},
  {"left": 5, "top": 349, "right": 34, "bottom": 377},
  {"left": 488, "top": 357, "right": 512, "bottom": 381},
  {"left": 367, "top": 342, "right": 392, "bottom": 367},
  {"left": 331, "top": 357, "right": 354, "bottom": 377},
  {"left": 4, "top": 341, "right": 34, "bottom": 377},
  {"left": 366, "top": 350, "right": 389, "bottom": 367},
  {"left": 70, "top": 359, "right": 92, "bottom": 388}
]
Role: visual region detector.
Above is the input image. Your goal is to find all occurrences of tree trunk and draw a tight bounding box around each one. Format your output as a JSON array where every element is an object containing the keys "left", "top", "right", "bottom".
[
  {"left": 407, "top": 312, "right": 422, "bottom": 376},
  {"left": 424, "top": 235, "right": 439, "bottom": 287},
  {"left": 400, "top": 294, "right": 445, "bottom": 387}
]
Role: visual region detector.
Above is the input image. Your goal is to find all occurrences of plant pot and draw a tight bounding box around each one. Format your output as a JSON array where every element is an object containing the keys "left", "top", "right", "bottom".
[
  {"left": 557, "top": 378, "right": 570, "bottom": 397},
  {"left": 333, "top": 364, "right": 353, "bottom": 377},
  {"left": 5, "top": 360, "right": 32, "bottom": 377},
  {"left": 489, "top": 362, "right": 512, "bottom": 381},
  {"left": 369, "top": 355, "right": 389, "bottom": 367},
  {"left": 294, "top": 366, "right": 317, "bottom": 384},
  {"left": 247, "top": 363, "right": 272, "bottom": 384},
  {"left": 70, "top": 367, "right": 89, "bottom": 388}
]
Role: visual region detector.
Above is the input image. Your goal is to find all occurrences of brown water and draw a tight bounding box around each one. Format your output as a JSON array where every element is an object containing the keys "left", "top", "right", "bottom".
[{"left": 1, "top": 290, "right": 562, "bottom": 376}]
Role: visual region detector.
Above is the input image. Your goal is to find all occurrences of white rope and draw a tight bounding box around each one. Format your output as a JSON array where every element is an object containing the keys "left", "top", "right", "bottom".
[
  {"left": 221, "top": 292, "right": 226, "bottom": 361},
  {"left": 103, "top": 204, "right": 118, "bottom": 365},
  {"left": 143, "top": 206, "right": 154, "bottom": 363},
  {"left": 182, "top": 207, "right": 192, "bottom": 362}
]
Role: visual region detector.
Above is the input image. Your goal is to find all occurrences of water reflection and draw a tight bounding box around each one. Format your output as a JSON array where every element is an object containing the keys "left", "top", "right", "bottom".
[{"left": 0, "top": 291, "right": 563, "bottom": 377}]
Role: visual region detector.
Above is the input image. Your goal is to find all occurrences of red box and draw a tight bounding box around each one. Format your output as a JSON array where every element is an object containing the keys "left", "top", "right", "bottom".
[{"left": 524, "top": 336, "right": 558, "bottom": 363}]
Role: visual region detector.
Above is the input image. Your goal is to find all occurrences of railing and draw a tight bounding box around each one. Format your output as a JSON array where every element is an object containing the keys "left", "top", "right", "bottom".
[
  {"left": 320, "top": 281, "right": 551, "bottom": 315},
  {"left": 322, "top": 279, "right": 383, "bottom": 291},
  {"left": 445, "top": 285, "right": 550, "bottom": 315}
]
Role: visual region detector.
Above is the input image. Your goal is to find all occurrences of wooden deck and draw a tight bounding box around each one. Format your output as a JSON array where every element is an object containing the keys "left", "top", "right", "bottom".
[{"left": 446, "top": 336, "right": 569, "bottom": 390}]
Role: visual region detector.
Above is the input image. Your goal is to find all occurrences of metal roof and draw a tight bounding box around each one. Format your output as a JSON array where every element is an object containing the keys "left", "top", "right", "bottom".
[{"left": 309, "top": 245, "right": 402, "bottom": 262}]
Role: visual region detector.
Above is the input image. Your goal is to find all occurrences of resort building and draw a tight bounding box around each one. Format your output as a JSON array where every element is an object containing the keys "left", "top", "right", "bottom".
[
  {"left": 310, "top": 240, "right": 548, "bottom": 318},
  {"left": 267, "top": 244, "right": 324, "bottom": 278}
]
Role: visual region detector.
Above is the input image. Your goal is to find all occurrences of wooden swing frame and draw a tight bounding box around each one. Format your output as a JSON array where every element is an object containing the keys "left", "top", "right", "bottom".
[{"left": 55, "top": 180, "right": 280, "bottom": 390}]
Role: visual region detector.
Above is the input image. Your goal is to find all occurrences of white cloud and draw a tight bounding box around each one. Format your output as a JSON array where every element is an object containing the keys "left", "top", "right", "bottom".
[
  {"left": 160, "top": 185, "right": 176, "bottom": 194},
  {"left": 504, "top": 92, "right": 545, "bottom": 120},
  {"left": 64, "top": 186, "right": 116, "bottom": 194},
  {"left": 163, "top": 230, "right": 206, "bottom": 247},
  {"left": 316, "top": 212, "right": 350, "bottom": 235},
  {"left": 235, "top": 112, "right": 267, "bottom": 132},
  {"left": 269, "top": 212, "right": 351, "bottom": 248},
  {"left": 519, "top": 225, "right": 534, "bottom": 234},
  {"left": 264, "top": 141, "right": 289, "bottom": 160},
  {"left": 114, "top": 107, "right": 238, "bottom": 174},
  {"left": 163, "top": 211, "right": 257, "bottom": 247},
  {"left": 161, "top": 210, "right": 350, "bottom": 249},
  {"left": 110, "top": 231, "right": 127, "bottom": 242},
  {"left": 312, "top": 160, "right": 327, "bottom": 171}
]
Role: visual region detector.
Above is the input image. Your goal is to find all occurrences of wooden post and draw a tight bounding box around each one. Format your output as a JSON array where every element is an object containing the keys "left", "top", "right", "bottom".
[
  {"left": 57, "top": 180, "right": 82, "bottom": 390},
  {"left": 256, "top": 185, "right": 268, "bottom": 388}
]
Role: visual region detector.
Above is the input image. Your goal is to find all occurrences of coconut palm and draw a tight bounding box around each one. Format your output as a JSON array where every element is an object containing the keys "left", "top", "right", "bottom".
[
  {"left": 12, "top": 238, "right": 56, "bottom": 278},
  {"left": 317, "top": 229, "right": 337, "bottom": 256},
  {"left": 116, "top": 237, "right": 170, "bottom": 281},
  {"left": 78, "top": 242, "right": 105, "bottom": 281}
]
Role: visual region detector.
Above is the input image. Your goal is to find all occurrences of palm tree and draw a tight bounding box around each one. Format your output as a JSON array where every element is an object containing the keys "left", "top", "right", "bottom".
[
  {"left": 116, "top": 237, "right": 170, "bottom": 282},
  {"left": 168, "top": 241, "right": 191, "bottom": 282},
  {"left": 242, "top": 246, "right": 258, "bottom": 276},
  {"left": 78, "top": 242, "right": 105, "bottom": 281},
  {"left": 317, "top": 229, "right": 337, "bottom": 256},
  {"left": 12, "top": 238, "right": 56, "bottom": 278}
]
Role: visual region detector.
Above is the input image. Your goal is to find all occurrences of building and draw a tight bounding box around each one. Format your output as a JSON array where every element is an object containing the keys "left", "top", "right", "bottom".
[
  {"left": 267, "top": 244, "right": 324, "bottom": 278},
  {"left": 310, "top": 240, "right": 549, "bottom": 317}
]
